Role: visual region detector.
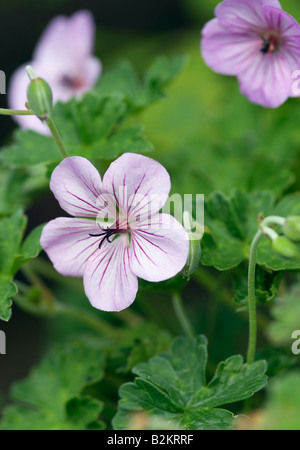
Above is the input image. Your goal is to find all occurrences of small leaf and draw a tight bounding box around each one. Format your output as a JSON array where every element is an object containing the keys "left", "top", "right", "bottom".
[
  {"left": 233, "top": 265, "right": 282, "bottom": 307},
  {"left": 12, "top": 223, "right": 44, "bottom": 273},
  {"left": 202, "top": 190, "right": 300, "bottom": 271},
  {"left": 113, "top": 336, "right": 267, "bottom": 430},
  {"left": 0, "top": 340, "right": 106, "bottom": 430},
  {"left": 96, "top": 55, "right": 188, "bottom": 112},
  {"left": 66, "top": 397, "right": 105, "bottom": 430},
  {"left": 0, "top": 278, "right": 17, "bottom": 321}
]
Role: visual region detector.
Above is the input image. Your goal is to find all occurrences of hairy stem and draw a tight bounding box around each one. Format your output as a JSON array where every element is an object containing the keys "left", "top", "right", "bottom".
[
  {"left": 46, "top": 116, "right": 69, "bottom": 158},
  {"left": 247, "top": 230, "right": 263, "bottom": 364},
  {"left": 0, "top": 108, "right": 34, "bottom": 115}
]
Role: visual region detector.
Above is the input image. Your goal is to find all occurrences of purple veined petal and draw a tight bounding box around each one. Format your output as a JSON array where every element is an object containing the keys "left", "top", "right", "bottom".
[
  {"left": 238, "top": 51, "right": 292, "bottom": 107},
  {"left": 8, "top": 62, "right": 51, "bottom": 135},
  {"left": 263, "top": 5, "right": 300, "bottom": 37},
  {"left": 201, "top": 19, "right": 261, "bottom": 76},
  {"left": 50, "top": 156, "right": 103, "bottom": 217},
  {"left": 83, "top": 234, "right": 138, "bottom": 312},
  {"left": 102, "top": 153, "right": 171, "bottom": 219},
  {"left": 130, "top": 213, "right": 189, "bottom": 282},
  {"left": 40, "top": 217, "right": 102, "bottom": 277},
  {"left": 216, "top": 0, "right": 282, "bottom": 33}
]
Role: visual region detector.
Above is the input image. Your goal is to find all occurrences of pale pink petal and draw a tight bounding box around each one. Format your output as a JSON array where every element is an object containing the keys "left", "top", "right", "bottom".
[
  {"left": 201, "top": 19, "right": 261, "bottom": 75},
  {"left": 102, "top": 153, "right": 171, "bottom": 220},
  {"left": 83, "top": 235, "right": 138, "bottom": 312},
  {"left": 238, "top": 51, "right": 291, "bottom": 107},
  {"left": 82, "top": 57, "right": 102, "bottom": 90},
  {"left": 216, "top": 0, "right": 281, "bottom": 32},
  {"left": 34, "top": 11, "right": 95, "bottom": 64},
  {"left": 67, "top": 10, "right": 96, "bottom": 58},
  {"left": 50, "top": 156, "right": 103, "bottom": 217},
  {"left": 33, "top": 16, "right": 69, "bottom": 63},
  {"left": 9, "top": 10, "right": 101, "bottom": 133},
  {"left": 130, "top": 213, "right": 189, "bottom": 282},
  {"left": 41, "top": 217, "right": 102, "bottom": 277}
]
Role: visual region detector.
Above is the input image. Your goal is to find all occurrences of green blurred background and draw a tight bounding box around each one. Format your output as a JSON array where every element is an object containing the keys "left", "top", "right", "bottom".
[{"left": 1, "top": 0, "right": 300, "bottom": 429}]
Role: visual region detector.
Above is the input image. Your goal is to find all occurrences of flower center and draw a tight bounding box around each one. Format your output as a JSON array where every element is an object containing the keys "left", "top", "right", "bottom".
[
  {"left": 89, "top": 224, "right": 129, "bottom": 249},
  {"left": 260, "top": 32, "right": 282, "bottom": 54},
  {"left": 60, "top": 75, "right": 85, "bottom": 89}
]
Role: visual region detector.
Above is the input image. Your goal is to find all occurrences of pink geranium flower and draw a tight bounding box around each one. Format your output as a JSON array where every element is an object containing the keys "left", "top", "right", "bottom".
[
  {"left": 9, "top": 10, "right": 101, "bottom": 134},
  {"left": 41, "top": 153, "right": 189, "bottom": 312},
  {"left": 201, "top": 0, "right": 300, "bottom": 108}
]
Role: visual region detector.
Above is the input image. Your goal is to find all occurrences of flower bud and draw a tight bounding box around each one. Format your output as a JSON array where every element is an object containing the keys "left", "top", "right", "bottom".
[
  {"left": 272, "top": 236, "right": 299, "bottom": 259},
  {"left": 26, "top": 66, "right": 53, "bottom": 120},
  {"left": 283, "top": 216, "right": 300, "bottom": 241},
  {"left": 182, "top": 212, "right": 201, "bottom": 278}
]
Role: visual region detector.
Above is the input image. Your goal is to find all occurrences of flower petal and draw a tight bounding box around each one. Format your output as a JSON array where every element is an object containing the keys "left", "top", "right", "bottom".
[
  {"left": 216, "top": 0, "right": 281, "bottom": 32},
  {"left": 238, "top": 51, "right": 291, "bottom": 107},
  {"left": 50, "top": 156, "right": 103, "bottom": 217},
  {"left": 263, "top": 5, "right": 300, "bottom": 37},
  {"left": 130, "top": 213, "right": 189, "bottom": 282},
  {"left": 102, "top": 153, "right": 171, "bottom": 219},
  {"left": 201, "top": 18, "right": 261, "bottom": 75},
  {"left": 83, "top": 235, "right": 138, "bottom": 312},
  {"left": 40, "top": 217, "right": 102, "bottom": 277},
  {"left": 34, "top": 10, "right": 95, "bottom": 63}
]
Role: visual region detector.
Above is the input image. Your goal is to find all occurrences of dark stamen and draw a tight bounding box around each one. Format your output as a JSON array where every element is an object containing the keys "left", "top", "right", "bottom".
[
  {"left": 60, "top": 75, "right": 84, "bottom": 89},
  {"left": 261, "top": 34, "right": 281, "bottom": 54},
  {"left": 89, "top": 226, "right": 127, "bottom": 249}
]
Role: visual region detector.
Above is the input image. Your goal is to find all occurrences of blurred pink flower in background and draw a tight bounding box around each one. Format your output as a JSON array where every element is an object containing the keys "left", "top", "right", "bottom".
[
  {"left": 9, "top": 10, "right": 102, "bottom": 134},
  {"left": 201, "top": 0, "right": 300, "bottom": 108},
  {"left": 41, "top": 153, "right": 189, "bottom": 312}
]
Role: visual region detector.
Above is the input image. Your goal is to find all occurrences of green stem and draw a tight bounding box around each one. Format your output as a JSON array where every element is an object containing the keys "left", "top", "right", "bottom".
[
  {"left": 0, "top": 108, "right": 34, "bottom": 116},
  {"left": 46, "top": 115, "right": 69, "bottom": 158},
  {"left": 247, "top": 229, "right": 263, "bottom": 364},
  {"left": 172, "top": 292, "right": 194, "bottom": 339}
]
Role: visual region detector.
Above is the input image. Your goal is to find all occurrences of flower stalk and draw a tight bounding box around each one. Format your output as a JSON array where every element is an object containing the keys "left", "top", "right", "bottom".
[{"left": 46, "top": 116, "right": 69, "bottom": 158}]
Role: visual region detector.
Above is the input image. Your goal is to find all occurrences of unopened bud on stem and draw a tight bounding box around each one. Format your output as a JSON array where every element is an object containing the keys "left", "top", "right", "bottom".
[
  {"left": 26, "top": 65, "right": 53, "bottom": 121},
  {"left": 283, "top": 216, "right": 300, "bottom": 241},
  {"left": 182, "top": 211, "right": 201, "bottom": 278},
  {"left": 272, "top": 236, "right": 299, "bottom": 259}
]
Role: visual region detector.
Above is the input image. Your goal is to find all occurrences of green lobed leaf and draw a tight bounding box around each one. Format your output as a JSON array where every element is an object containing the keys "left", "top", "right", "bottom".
[
  {"left": 0, "top": 277, "right": 17, "bottom": 321},
  {"left": 96, "top": 55, "right": 188, "bottom": 112},
  {"left": 201, "top": 190, "right": 300, "bottom": 271},
  {"left": 112, "top": 336, "right": 267, "bottom": 430},
  {"left": 0, "top": 212, "right": 44, "bottom": 321},
  {"left": 11, "top": 223, "right": 44, "bottom": 274},
  {"left": 0, "top": 340, "right": 106, "bottom": 430},
  {"left": 233, "top": 265, "right": 282, "bottom": 307},
  {"left": 0, "top": 130, "right": 59, "bottom": 168},
  {"left": 0, "top": 91, "right": 153, "bottom": 170}
]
